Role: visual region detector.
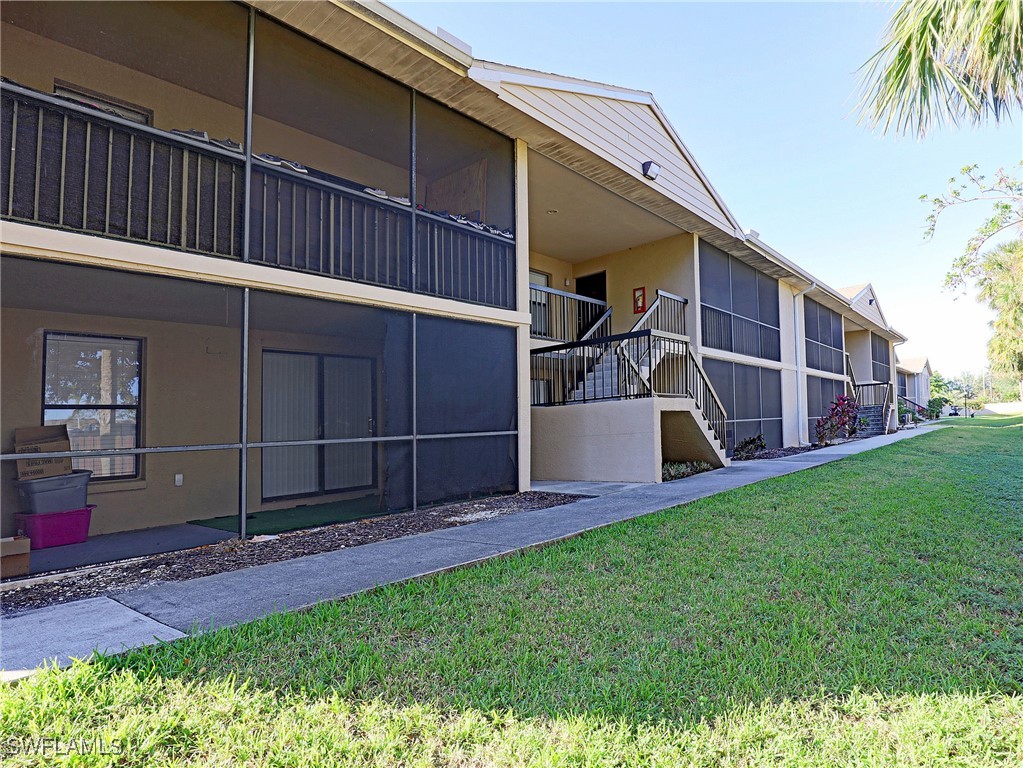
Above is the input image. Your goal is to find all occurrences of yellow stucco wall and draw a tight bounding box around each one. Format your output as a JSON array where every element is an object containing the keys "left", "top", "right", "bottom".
[{"left": 573, "top": 233, "right": 697, "bottom": 335}]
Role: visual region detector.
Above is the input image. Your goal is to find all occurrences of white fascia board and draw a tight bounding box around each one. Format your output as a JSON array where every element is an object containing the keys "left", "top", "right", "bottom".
[
  {"left": 345, "top": 0, "right": 475, "bottom": 69},
  {"left": 647, "top": 95, "right": 744, "bottom": 236},
  {"left": 469, "top": 61, "right": 655, "bottom": 104}
]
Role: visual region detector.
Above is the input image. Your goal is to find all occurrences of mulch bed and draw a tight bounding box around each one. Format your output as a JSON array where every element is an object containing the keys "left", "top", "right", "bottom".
[{"left": 1, "top": 491, "right": 583, "bottom": 616}]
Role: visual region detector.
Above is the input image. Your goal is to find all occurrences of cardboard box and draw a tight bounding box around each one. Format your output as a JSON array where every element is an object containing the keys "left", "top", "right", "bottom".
[
  {"left": 1, "top": 536, "right": 31, "bottom": 578},
  {"left": 14, "top": 426, "right": 73, "bottom": 481}
]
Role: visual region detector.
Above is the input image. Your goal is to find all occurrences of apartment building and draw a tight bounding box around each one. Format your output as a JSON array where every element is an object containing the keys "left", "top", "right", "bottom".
[{"left": 1, "top": 1, "right": 905, "bottom": 560}]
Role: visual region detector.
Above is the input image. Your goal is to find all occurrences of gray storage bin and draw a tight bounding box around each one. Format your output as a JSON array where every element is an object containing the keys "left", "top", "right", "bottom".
[{"left": 15, "top": 470, "right": 92, "bottom": 514}]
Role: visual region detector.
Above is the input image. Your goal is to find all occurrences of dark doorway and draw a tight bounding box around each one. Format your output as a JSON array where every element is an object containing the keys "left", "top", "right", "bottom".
[{"left": 575, "top": 271, "right": 607, "bottom": 303}]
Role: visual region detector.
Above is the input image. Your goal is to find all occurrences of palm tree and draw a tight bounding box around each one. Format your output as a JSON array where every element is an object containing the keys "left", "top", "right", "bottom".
[
  {"left": 859, "top": 0, "right": 1023, "bottom": 137},
  {"left": 976, "top": 239, "right": 1023, "bottom": 399}
]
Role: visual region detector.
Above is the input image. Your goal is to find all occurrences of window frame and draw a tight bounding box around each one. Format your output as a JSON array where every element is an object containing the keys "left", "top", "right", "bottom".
[{"left": 41, "top": 331, "right": 144, "bottom": 481}]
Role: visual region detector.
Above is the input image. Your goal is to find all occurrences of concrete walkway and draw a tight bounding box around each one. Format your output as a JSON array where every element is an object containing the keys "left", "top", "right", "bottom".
[{"left": 1, "top": 425, "right": 946, "bottom": 680}]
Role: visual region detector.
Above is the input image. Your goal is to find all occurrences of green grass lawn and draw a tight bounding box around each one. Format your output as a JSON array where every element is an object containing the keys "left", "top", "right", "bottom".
[{"left": 3, "top": 417, "right": 1021, "bottom": 766}]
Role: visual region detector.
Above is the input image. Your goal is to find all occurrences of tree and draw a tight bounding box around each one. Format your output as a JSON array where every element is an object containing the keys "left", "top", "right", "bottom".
[
  {"left": 858, "top": 0, "right": 1023, "bottom": 138},
  {"left": 976, "top": 240, "right": 1023, "bottom": 399},
  {"left": 924, "top": 163, "right": 1023, "bottom": 290}
]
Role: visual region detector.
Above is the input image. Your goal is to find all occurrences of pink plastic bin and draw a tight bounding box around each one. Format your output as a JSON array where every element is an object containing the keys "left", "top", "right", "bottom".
[{"left": 16, "top": 506, "right": 94, "bottom": 550}]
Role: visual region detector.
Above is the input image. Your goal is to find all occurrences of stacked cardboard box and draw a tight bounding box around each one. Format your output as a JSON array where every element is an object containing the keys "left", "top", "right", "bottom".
[
  {"left": 1, "top": 536, "right": 31, "bottom": 578},
  {"left": 14, "top": 426, "right": 72, "bottom": 480}
]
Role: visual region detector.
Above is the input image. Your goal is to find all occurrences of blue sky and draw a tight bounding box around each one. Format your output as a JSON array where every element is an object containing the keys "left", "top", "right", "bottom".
[{"left": 392, "top": 0, "right": 1022, "bottom": 377}]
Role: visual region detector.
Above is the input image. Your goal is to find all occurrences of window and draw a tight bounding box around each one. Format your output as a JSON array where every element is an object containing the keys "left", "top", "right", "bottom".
[
  {"left": 529, "top": 270, "right": 550, "bottom": 287},
  {"left": 804, "top": 298, "right": 844, "bottom": 374},
  {"left": 53, "top": 81, "right": 153, "bottom": 125},
  {"left": 699, "top": 242, "right": 781, "bottom": 361},
  {"left": 43, "top": 332, "right": 142, "bottom": 479}
]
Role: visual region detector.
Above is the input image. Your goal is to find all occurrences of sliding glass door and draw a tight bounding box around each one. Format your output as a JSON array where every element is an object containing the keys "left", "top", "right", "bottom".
[{"left": 262, "top": 351, "right": 375, "bottom": 500}]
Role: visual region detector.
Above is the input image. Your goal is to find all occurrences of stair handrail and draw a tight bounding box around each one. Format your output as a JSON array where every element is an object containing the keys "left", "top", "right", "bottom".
[
  {"left": 897, "top": 393, "right": 938, "bottom": 419},
  {"left": 579, "top": 305, "right": 613, "bottom": 341}
]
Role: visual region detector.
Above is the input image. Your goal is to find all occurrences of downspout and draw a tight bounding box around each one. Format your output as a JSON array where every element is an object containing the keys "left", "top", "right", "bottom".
[{"left": 793, "top": 282, "right": 816, "bottom": 446}]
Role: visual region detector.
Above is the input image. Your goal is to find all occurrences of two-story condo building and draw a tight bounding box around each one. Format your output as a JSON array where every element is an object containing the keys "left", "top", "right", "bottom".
[{"left": 0, "top": 1, "right": 906, "bottom": 565}]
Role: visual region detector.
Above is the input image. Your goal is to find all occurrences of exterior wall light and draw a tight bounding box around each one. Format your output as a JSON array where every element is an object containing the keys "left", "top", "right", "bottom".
[{"left": 642, "top": 161, "right": 660, "bottom": 180}]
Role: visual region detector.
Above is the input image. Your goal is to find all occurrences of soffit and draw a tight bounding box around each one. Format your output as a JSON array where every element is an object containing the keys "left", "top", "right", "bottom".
[{"left": 248, "top": 1, "right": 750, "bottom": 256}]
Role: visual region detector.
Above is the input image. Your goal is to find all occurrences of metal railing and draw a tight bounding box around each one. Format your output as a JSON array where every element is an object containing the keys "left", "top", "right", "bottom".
[
  {"left": 898, "top": 394, "right": 939, "bottom": 419},
  {"left": 530, "top": 328, "right": 727, "bottom": 450},
  {"left": 416, "top": 215, "right": 515, "bottom": 309},
  {"left": 631, "top": 289, "right": 688, "bottom": 337},
  {"left": 1, "top": 82, "right": 516, "bottom": 308},
  {"left": 854, "top": 382, "right": 892, "bottom": 409},
  {"left": 2, "top": 84, "right": 245, "bottom": 259},
  {"left": 250, "top": 165, "right": 412, "bottom": 291},
  {"left": 528, "top": 285, "right": 609, "bottom": 342}
]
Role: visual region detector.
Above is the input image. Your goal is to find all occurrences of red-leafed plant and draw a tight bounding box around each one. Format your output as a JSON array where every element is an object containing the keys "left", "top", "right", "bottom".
[{"left": 815, "top": 395, "right": 860, "bottom": 446}]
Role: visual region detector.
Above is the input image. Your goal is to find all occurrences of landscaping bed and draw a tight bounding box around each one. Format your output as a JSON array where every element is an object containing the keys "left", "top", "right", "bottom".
[{"left": 1, "top": 491, "right": 583, "bottom": 616}]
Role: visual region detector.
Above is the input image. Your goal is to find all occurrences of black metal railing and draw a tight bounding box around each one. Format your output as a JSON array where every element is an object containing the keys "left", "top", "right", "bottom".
[
  {"left": 416, "top": 215, "right": 515, "bottom": 309},
  {"left": 250, "top": 165, "right": 411, "bottom": 291},
  {"left": 854, "top": 382, "right": 892, "bottom": 408},
  {"left": 528, "top": 285, "right": 609, "bottom": 342},
  {"left": 1, "top": 82, "right": 515, "bottom": 309},
  {"left": 898, "top": 394, "right": 939, "bottom": 419},
  {"left": 632, "top": 289, "right": 688, "bottom": 337},
  {"left": 1, "top": 85, "right": 245, "bottom": 258},
  {"left": 530, "top": 328, "right": 726, "bottom": 449}
]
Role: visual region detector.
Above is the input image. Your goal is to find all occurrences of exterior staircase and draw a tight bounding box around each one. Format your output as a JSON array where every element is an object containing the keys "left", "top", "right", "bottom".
[
  {"left": 532, "top": 290, "right": 729, "bottom": 468},
  {"left": 856, "top": 404, "right": 888, "bottom": 437}
]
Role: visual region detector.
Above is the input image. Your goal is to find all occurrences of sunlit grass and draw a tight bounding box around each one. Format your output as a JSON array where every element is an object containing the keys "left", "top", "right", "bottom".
[{"left": 1, "top": 416, "right": 1020, "bottom": 766}]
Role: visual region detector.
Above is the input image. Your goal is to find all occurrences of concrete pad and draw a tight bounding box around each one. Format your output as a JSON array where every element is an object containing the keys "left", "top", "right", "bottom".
[
  {"left": 1, "top": 597, "right": 184, "bottom": 678},
  {"left": 114, "top": 534, "right": 517, "bottom": 632},
  {"left": 531, "top": 480, "right": 644, "bottom": 496},
  {"left": 29, "top": 523, "right": 235, "bottom": 574}
]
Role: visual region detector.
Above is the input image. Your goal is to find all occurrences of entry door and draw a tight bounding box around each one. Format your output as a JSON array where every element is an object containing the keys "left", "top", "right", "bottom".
[
  {"left": 261, "top": 351, "right": 375, "bottom": 500},
  {"left": 575, "top": 271, "right": 607, "bottom": 302}
]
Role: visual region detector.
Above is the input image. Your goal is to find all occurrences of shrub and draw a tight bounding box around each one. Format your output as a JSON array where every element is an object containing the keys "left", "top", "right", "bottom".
[
  {"left": 732, "top": 433, "right": 766, "bottom": 461},
  {"left": 815, "top": 395, "right": 860, "bottom": 446},
  {"left": 661, "top": 460, "right": 714, "bottom": 482}
]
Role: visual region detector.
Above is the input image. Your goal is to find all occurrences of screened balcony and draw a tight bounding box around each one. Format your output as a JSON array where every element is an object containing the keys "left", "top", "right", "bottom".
[{"left": 0, "top": 1, "right": 516, "bottom": 310}]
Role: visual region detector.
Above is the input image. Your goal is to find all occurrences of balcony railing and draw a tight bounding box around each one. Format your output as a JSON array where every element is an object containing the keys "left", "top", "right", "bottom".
[
  {"left": 1, "top": 84, "right": 245, "bottom": 259},
  {"left": 530, "top": 329, "right": 726, "bottom": 450},
  {"left": 249, "top": 164, "right": 411, "bottom": 291},
  {"left": 1, "top": 82, "right": 515, "bottom": 309},
  {"left": 529, "top": 285, "right": 609, "bottom": 342},
  {"left": 854, "top": 382, "right": 892, "bottom": 408}
]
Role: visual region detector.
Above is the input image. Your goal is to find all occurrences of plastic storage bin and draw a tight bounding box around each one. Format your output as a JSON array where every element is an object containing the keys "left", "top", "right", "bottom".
[
  {"left": 15, "top": 470, "right": 92, "bottom": 514},
  {"left": 16, "top": 506, "right": 94, "bottom": 549}
]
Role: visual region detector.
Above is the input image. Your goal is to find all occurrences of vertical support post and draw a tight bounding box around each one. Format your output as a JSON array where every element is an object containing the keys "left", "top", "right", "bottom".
[
  {"left": 239, "top": 287, "right": 250, "bottom": 539},
  {"left": 409, "top": 91, "right": 416, "bottom": 292},
  {"left": 411, "top": 313, "right": 418, "bottom": 512},
  {"left": 242, "top": 6, "right": 255, "bottom": 265},
  {"left": 238, "top": 8, "right": 255, "bottom": 538}
]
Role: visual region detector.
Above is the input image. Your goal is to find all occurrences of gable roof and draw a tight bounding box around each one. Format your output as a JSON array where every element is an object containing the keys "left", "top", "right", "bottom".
[
  {"left": 468, "top": 60, "right": 744, "bottom": 239},
  {"left": 839, "top": 283, "right": 892, "bottom": 331},
  {"left": 896, "top": 356, "right": 931, "bottom": 375}
]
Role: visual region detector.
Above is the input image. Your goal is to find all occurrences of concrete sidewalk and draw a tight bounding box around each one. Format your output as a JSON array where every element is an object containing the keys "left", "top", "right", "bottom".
[{"left": 2, "top": 425, "right": 946, "bottom": 679}]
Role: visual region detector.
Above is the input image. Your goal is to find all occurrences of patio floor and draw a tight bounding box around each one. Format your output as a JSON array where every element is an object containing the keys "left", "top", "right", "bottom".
[{"left": 24, "top": 523, "right": 235, "bottom": 575}]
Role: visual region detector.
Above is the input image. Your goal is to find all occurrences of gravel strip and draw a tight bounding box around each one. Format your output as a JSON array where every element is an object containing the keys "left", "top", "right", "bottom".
[{"left": 1, "top": 492, "right": 583, "bottom": 616}]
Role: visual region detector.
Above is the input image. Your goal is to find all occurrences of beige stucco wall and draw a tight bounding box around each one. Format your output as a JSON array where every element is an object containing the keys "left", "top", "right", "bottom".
[
  {"left": 528, "top": 251, "right": 574, "bottom": 292},
  {"left": 1, "top": 306, "right": 240, "bottom": 536},
  {"left": 531, "top": 400, "right": 661, "bottom": 483},
  {"left": 573, "top": 233, "right": 697, "bottom": 335},
  {"left": 845, "top": 330, "right": 872, "bottom": 384}
]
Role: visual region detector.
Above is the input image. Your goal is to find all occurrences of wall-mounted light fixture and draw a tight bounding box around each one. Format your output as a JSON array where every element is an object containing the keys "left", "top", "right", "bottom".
[
  {"left": 642, "top": 161, "right": 660, "bottom": 180},
  {"left": 868, "top": 298, "right": 875, "bottom": 305}
]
